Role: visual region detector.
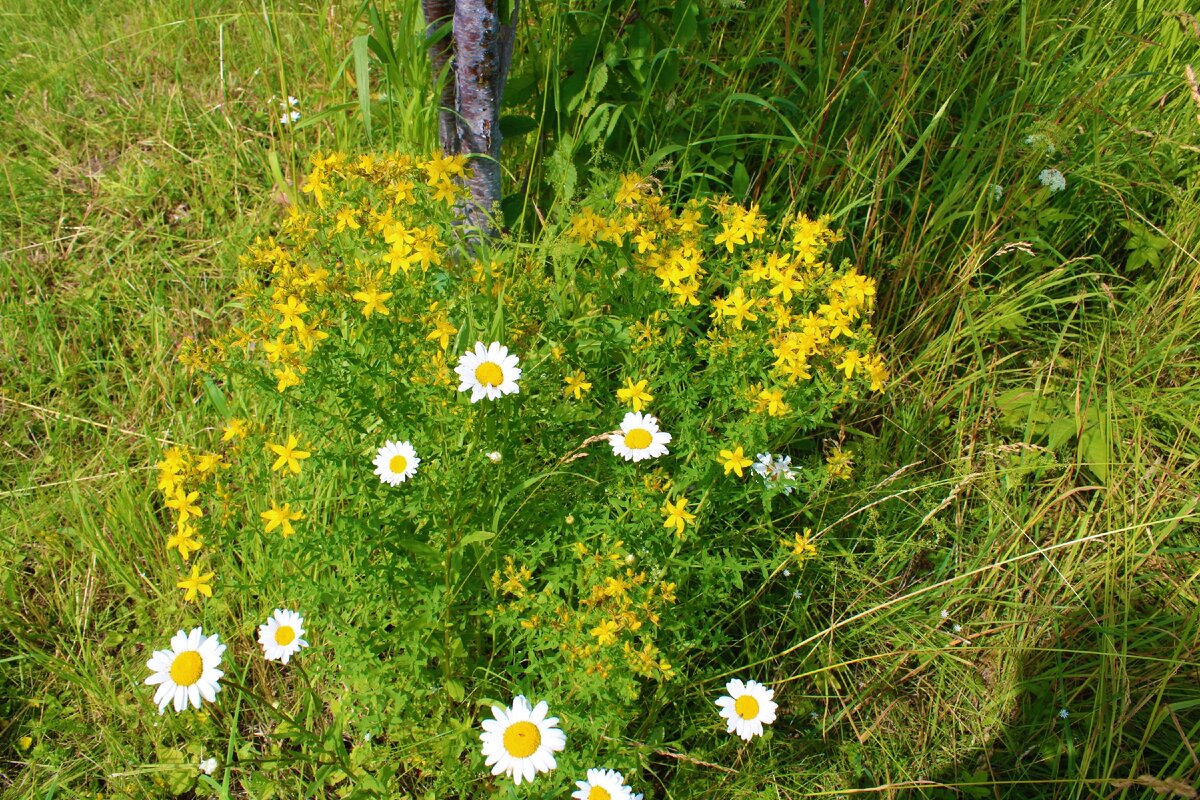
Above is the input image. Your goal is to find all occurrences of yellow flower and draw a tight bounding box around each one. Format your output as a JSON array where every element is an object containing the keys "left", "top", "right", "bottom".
[
  {"left": 261, "top": 501, "right": 304, "bottom": 537},
  {"left": 166, "top": 523, "right": 204, "bottom": 561},
  {"left": 755, "top": 387, "right": 790, "bottom": 417},
  {"left": 273, "top": 296, "right": 308, "bottom": 331},
  {"left": 718, "top": 446, "right": 753, "bottom": 477},
  {"left": 165, "top": 487, "right": 203, "bottom": 524},
  {"left": 617, "top": 377, "right": 653, "bottom": 412},
  {"left": 865, "top": 355, "right": 889, "bottom": 392},
  {"left": 426, "top": 318, "right": 458, "bottom": 350},
  {"left": 269, "top": 435, "right": 311, "bottom": 475},
  {"left": 717, "top": 286, "right": 758, "bottom": 330},
  {"left": 590, "top": 620, "right": 620, "bottom": 646},
  {"left": 334, "top": 207, "right": 360, "bottom": 232},
  {"left": 352, "top": 285, "right": 392, "bottom": 318},
  {"left": 783, "top": 528, "right": 817, "bottom": 560},
  {"left": 194, "top": 453, "right": 223, "bottom": 474},
  {"left": 431, "top": 177, "right": 459, "bottom": 205},
  {"left": 177, "top": 564, "right": 215, "bottom": 602},
  {"left": 273, "top": 365, "right": 301, "bottom": 393},
  {"left": 662, "top": 496, "right": 696, "bottom": 537},
  {"left": 837, "top": 349, "right": 864, "bottom": 379},
  {"left": 826, "top": 447, "right": 854, "bottom": 480},
  {"left": 221, "top": 418, "right": 249, "bottom": 442},
  {"left": 563, "top": 371, "right": 592, "bottom": 400}
]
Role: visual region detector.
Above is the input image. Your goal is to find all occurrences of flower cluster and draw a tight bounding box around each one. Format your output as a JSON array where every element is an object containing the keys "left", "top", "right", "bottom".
[{"left": 156, "top": 151, "right": 891, "bottom": 791}]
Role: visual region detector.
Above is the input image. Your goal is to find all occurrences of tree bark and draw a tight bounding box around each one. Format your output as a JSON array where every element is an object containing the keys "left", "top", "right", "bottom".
[
  {"left": 422, "top": 0, "right": 519, "bottom": 238},
  {"left": 421, "top": 0, "right": 459, "bottom": 156}
]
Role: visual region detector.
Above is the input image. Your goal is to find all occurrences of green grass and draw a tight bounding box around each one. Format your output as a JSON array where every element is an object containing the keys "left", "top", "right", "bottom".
[{"left": 3, "top": 0, "right": 1199, "bottom": 797}]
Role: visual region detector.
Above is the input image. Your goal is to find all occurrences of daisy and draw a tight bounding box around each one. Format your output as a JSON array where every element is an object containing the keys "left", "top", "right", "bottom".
[
  {"left": 716, "top": 678, "right": 778, "bottom": 741},
  {"left": 609, "top": 412, "right": 672, "bottom": 462},
  {"left": 373, "top": 440, "right": 419, "bottom": 485},
  {"left": 479, "top": 695, "right": 566, "bottom": 785},
  {"left": 572, "top": 768, "right": 634, "bottom": 800},
  {"left": 455, "top": 341, "right": 521, "bottom": 403},
  {"left": 258, "top": 608, "right": 309, "bottom": 664},
  {"left": 144, "top": 627, "right": 225, "bottom": 714}
]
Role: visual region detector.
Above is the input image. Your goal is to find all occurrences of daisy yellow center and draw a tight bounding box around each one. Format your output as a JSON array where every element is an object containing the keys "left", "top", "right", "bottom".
[
  {"left": 587, "top": 787, "right": 612, "bottom": 800},
  {"left": 170, "top": 651, "right": 203, "bottom": 687},
  {"left": 625, "top": 428, "right": 653, "bottom": 450},
  {"left": 475, "top": 361, "right": 504, "bottom": 387},
  {"left": 734, "top": 695, "right": 760, "bottom": 720},
  {"left": 275, "top": 625, "right": 296, "bottom": 646},
  {"left": 502, "top": 720, "right": 541, "bottom": 759},
  {"left": 389, "top": 454, "right": 408, "bottom": 474}
]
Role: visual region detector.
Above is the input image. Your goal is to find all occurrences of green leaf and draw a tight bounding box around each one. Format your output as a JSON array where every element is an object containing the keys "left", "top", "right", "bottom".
[
  {"left": 352, "top": 35, "right": 372, "bottom": 141},
  {"left": 459, "top": 530, "right": 496, "bottom": 547}
]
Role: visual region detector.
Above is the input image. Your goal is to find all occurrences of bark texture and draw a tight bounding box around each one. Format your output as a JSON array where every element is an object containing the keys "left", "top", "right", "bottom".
[{"left": 422, "top": 0, "right": 519, "bottom": 237}]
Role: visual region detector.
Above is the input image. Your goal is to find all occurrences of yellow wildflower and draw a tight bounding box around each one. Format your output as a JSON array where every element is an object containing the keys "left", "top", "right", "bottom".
[
  {"left": 166, "top": 523, "right": 204, "bottom": 561},
  {"left": 784, "top": 528, "right": 817, "bottom": 560},
  {"left": 661, "top": 496, "right": 696, "bottom": 537},
  {"left": 221, "top": 418, "right": 249, "bottom": 442},
  {"left": 590, "top": 620, "right": 620, "bottom": 646},
  {"left": 617, "top": 377, "right": 653, "bottom": 412},
  {"left": 273, "top": 365, "right": 301, "bottom": 393},
  {"left": 268, "top": 435, "right": 311, "bottom": 475},
  {"left": 826, "top": 447, "right": 854, "bottom": 480},
  {"left": 165, "top": 487, "right": 203, "bottom": 524},
  {"left": 563, "top": 371, "right": 592, "bottom": 400},
  {"left": 718, "top": 446, "right": 753, "bottom": 477},
  {"left": 261, "top": 501, "right": 304, "bottom": 537},
  {"left": 353, "top": 285, "right": 392, "bottom": 318},
  {"left": 426, "top": 318, "right": 458, "bottom": 350},
  {"left": 755, "top": 387, "right": 790, "bottom": 417},
  {"left": 334, "top": 207, "right": 360, "bottom": 232},
  {"left": 177, "top": 564, "right": 214, "bottom": 602}
]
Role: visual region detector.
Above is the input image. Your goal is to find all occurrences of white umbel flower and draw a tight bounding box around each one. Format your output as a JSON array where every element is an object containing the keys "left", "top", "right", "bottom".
[
  {"left": 609, "top": 412, "right": 671, "bottom": 462},
  {"left": 455, "top": 341, "right": 521, "bottom": 402},
  {"left": 479, "top": 695, "right": 566, "bottom": 785},
  {"left": 1038, "top": 168, "right": 1066, "bottom": 193},
  {"left": 715, "top": 678, "right": 778, "bottom": 740},
  {"left": 572, "top": 768, "right": 634, "bottom": 800},
  {"left": 258, "top": 608, "right": 309, "bottom": 664},
  {"left": 374, "top": 440, "right": 419, "bottom": 485},
  {"left": 144, "top": 627, "right": 225, "bottom": 714}
]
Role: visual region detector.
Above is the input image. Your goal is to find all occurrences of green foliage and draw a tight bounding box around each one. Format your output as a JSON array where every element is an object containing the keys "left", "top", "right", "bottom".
[{"left": 2, "top": 0, "right": 1199, "bottom": 798}]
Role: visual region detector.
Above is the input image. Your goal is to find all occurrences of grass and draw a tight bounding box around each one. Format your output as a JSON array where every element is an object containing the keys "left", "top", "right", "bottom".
[{"left": 2, "top": 0, "right": 1199, "bottom": 797}]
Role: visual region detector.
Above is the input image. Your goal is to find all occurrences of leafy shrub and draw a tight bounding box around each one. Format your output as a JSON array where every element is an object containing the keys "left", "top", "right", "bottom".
[{"left": 157, "top": 150, "right": 887, "bottom": 794}]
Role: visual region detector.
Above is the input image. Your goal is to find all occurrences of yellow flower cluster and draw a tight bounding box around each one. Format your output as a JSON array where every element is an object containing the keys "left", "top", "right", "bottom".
[
  {"left": 569, "top": 176, "right": 891, "bottom": 402},
  {"left": 204, "top": 151, "right": 473, "bottom": 396}
]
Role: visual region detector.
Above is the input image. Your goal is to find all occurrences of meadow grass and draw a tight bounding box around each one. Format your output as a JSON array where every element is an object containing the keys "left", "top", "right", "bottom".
[{"left": 2, "top": 0, "right": 1199, "bottom": 797}]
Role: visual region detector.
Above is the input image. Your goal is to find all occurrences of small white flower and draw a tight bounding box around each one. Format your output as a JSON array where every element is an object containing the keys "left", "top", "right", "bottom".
[
  {"left": 609, "top": 412, "right": 672, "bottom": 462},
  {"left": 479, "top": 695, "right": 566, "bottom": 785},
  {"left": 487, "top": 451, "right": 503, "bottom": 463},
  {"left": 198, "top": 757, "right": 218, "bottom": 775},
  {"left": 1038, "top": 168, "right": 1066, "bottom": 193},
  {"left": 753, "top": 452, "right": 797, "bottom": 493},
  {"left": 988, "top": 184, "right": 1004, "bottom": 201},
  {"left": 279, "top": 110, "right": 301, "bottom": 125},
  {"left": 287, "top": 96, "right": 299, "bottom": 108},
  {"left": 940, "top": 609, "right": 949, "bottom": 619},
  {"left": 782, "top": 569, "right": 791, "bottom": 577},
  {"left": 258, "top": 608, "right": 309, "bottom": 664},
  {"left": 792, "top": 589, "right": 803, "bottom": 599},
  {"left": 455, "top": 341, "right": 521, "bottom": 402},
  {"left": 374, "top": 440, "right": 419, "bottom": 485},
  {"left": 953, "top": 623, "right": 962, "bottom": 633},
  {"left": 1058, "top": 708, "right": 1069, "bottom": 719},
  {"left": 715, "top": 678, "right": 778, "bottom": 741},
  {"left": 572, "top": 768, "right": 634, "bottom": 800},
  {"left": 144, "top": 627, "right": 225, "bottom": 714}
]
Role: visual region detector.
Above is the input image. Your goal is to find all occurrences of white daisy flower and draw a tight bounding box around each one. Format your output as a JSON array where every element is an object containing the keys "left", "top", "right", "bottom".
[
  {"left": 144, "top": 627, "right": 225, "bottom": 714},
  {"left": 479, "top": 695, "right": 566, "bottom": 785},
  {"left": 258, "top": 608, "right": 309, "bottom": 664},
  {"left": 609, "top": 412, "right": 672, "bottom": 462},
  {"left": 715, "top": 678, "right": 778, "bottom": 741},
  {"left": 572, "top": 768, "right": 634, "bottom": 800},
  {"left": 455, "top": 341, "right": 521, "bottom": 403},
  {"left": 374, "top": 440, "right": 419, "bottom": 485}
]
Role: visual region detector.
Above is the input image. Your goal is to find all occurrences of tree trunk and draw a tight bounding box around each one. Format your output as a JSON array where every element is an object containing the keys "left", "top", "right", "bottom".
[{"left": 422, "top": 0, "right": 519, "bottom": 238}]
